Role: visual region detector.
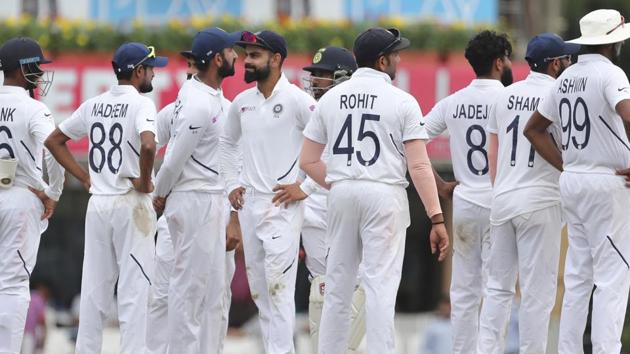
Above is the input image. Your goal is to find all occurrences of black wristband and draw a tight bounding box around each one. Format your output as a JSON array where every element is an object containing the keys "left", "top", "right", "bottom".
[{"left": 432, "top": 221, "right": 445, "bottom": 225}]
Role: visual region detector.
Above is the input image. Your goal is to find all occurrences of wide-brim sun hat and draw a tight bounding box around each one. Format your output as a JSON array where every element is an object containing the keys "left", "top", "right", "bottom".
[{"left": 568, "top": 9, "right": 630, "bottom": 45}]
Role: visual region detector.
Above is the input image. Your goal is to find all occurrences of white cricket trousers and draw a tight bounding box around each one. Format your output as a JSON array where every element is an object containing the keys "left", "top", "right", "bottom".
[
  {"left": 319, "top": 180, "right": 409, "bottom": 354},
  {"left": 76, "top": 191, "right": 156, "bottom": 354},
  {"left": 477, "top": 204, "right": 563, "bottom": 354},
  {"left": 0, "top": 187, "right": 44, "bottom": 354},
  {"left": 302, "top": 198, "right": 328, "bottom": 278},
  {"left": 163, "top": 191, "right": 226, "bottom": 354},
  {"left": 450, "top": 192, "right": 491, "bottom": 354},
  {"left": 558, "top": 173, "right": 630, "bottom": 354},
  {"left": 239, "top": 188, "right": 303, "bottom": 354}
]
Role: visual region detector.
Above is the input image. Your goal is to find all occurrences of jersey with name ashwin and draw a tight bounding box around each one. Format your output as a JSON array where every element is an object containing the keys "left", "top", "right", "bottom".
[
  {"left": 424, "top": 79, "right": 505, "bottom": 208},
  {"left": 488, "top": 72, "right": 561, "bottom": 224},
  {"left": 538, "top": 54, "right": 630, "bottom": 174},
  {"left": 0, "top": 86, "right": 64, "bottom": 200},
  {"left": 303, "top": 68, "right": 427, "bottom": 187},
  {"left": 155, "top": 78, "right": 226, "bottom": 196},
  {"left": 221, "top": 74, "right": 316, "bottom": 194},
  {"left": 59, "top": 85, "right": 157, "bottom": 195}
]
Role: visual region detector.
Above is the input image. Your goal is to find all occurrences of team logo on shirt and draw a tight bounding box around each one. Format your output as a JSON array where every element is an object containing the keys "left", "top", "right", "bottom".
[
  {"left": 273, "top": 103, "right": 283, "bottom": 118},
  {"left": 241, "top": 105, "right": 256, "bottom": 113}
]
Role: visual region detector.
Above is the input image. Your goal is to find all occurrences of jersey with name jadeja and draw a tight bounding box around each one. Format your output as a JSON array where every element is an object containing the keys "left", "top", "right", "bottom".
[
  {"left": 538, "top": 54, "right": 630, "bottom": 174},
  {"left": 488, "top": 72, "right": 561, "bottom": 224},
  {"left": 59, "top": 85, "right": 157, "bottom": 195},
  {"left": 303, "top": 68, "right": 427, "bottom": 187},
  {"left": 423, "top": 79, "right": 505, "bottom": 208}
]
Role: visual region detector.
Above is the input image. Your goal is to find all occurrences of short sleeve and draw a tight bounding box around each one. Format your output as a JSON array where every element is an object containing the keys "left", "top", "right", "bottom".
[
  {"left": 135, "top": 98, "right": 158, "bottom": 136},
  {"left": 303, "top": 102, "right": 327, "bottom": 144},
  {"left": 604, "top": 66, "right": 630, "bottom": 111},
  {"left": 423, "top": 98, "right": 449, "bottom": 139},
  {"left": 486, "top": 100, "right": 499, "bottom": 134},
  {"left": 59, "top": 104, "right": 88, "bottom": 140},
  {"left": 28, "top": 104, "right": 56, "bottom": 143},
  {"left": 294, "top": 90, "right": 317, "bottom": 131},
  {"left": 537, "top": 87, "right": 559, "bottom": 124},
  {"left": 400, "top": 96, "right": 429, "bottom": 142},
  {"left": 156, "top": 102, "right": 175, "bottom": 148}
]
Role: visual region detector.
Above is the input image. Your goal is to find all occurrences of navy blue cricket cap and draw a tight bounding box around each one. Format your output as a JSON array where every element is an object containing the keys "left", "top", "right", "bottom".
[
  {"left": 525, "top": 33, "right": 581, "bottom": 68},
  {"left": 112, "top": 42, "right": 168, "bottom": 73},
  {"left": 185, "top": 27, "right": 242, "bottom": 64},
  {"left": 0, "top": 37, "right": 52, "bottom": 72},
  {"left": 353, "top": 27, "right": 410, "bottom": 64},
  {"left": 303, "top": 46, "right": 358, "bottom": 74},
  {"left": 236, "top": 30, "right": 288, "bottom": 59}
]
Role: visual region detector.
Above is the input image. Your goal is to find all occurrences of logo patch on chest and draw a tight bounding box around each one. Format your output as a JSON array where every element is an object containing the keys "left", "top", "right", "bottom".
[{"left": 273, "top": 103, "right": 283, "bottom": 118}]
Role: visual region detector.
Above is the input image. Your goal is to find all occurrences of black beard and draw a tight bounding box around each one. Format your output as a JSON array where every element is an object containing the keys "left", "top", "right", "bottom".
[
  {"left": 218, "top": 58, "right": 236, "bottom": 78},
  {"left": 186, "top": 73, "right": 193, "bottom": 80},
  {"left": 139, "top": 81, "right": 153, "bottom": 93},
  {"left": 501, "top": 68, "right": 513, "bottom": 86},
  {"left": 557, "top": 61, "right": 568, "bottom": 78},
  {"left": 244, "top": 64, "right": 270, "bottom": 83}
]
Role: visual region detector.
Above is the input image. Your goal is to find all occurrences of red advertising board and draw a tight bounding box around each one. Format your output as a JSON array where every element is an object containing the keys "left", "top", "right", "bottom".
[{"left": 35, "top": 52, "right": 531, "bottom": 161}]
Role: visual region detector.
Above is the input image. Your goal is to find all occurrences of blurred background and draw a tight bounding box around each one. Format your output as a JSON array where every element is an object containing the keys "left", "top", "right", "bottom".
[{"left": 1, "top": 0, "right": 629, "bottom": 353}]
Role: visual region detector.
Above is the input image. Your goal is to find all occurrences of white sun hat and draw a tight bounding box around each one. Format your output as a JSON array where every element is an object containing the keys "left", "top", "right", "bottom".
[{"left": 568, "top": 9, "right": 630, "bottom": 45}]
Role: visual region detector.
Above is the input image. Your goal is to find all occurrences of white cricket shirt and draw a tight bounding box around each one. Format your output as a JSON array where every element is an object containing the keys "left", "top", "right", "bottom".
[
  {"left": 0, "top": 86, "right": 64, "bottom": 200},
  {"left": 221, "top": 74, "right": 316, "bottom": 194},
  {"left": 303, "top": 68, "right": 428, "bottom": 187},
  {"left": 60, "top": 85, "right": 157, "bottom": 195},
  {"left": 424, "top": 79, "right": 505, "bottom": 208},
  {"left": 488, "top": 72, "right": 561, "bottom": 225},
  {"left": 155, "top": 77, "right": 226, "bottom": 196},
  {"left": 538, "top": 54, "right": 630, "bottom": 174}
]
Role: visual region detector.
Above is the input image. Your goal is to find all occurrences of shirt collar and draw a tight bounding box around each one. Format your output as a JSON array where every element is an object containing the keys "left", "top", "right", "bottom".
[
  {"left": 578, "top": 53, "right": 612, "bottom": 64},
  {"left": 470, "top": 79, "right": 504, "bottom": 88},
  {"left": 353, "top": 68, "right": 392, "bottom": 84},
  {"left": 526, "top": 71, "right": 556, "bottom": 83},
  {"left": 0, "top": 85, "right": 29, "bottom": 96},
  {"left": 110, "top": 84, "right": 140, "bottom": 95},
  {"left": 191, "top": 75, "right": 220, "bottom": 96}
]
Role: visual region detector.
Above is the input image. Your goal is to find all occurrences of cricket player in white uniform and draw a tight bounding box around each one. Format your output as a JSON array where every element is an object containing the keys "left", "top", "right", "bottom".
[
  {"left": 300, "top": 27, "right": 449, "bottom": 354},
  {"left": 423, "top": 30, "right": 513, "bottom": 354},
  {"left": 147, "top": 39, "right": 241, "bottom": 354},
  {"left": 525, "top": 9, "right": 630, "bottom": 354},
  {"left": 272, "top": 46, "right": 367, "bottom": 353},
  {"left": 150, "top": 28, "right": 240, "bottom": 354},
  {"left": 45, "top": 42, "right": 167, "bottom": 354},
  {"left": 0, "top": 37, "right": 64, "bottom": 354},
  {"left": 476, "top": 33, "right": 579, "bottom": 354},
  {"left": 220, "top": 30, "right": 316, "bottom": 354}
]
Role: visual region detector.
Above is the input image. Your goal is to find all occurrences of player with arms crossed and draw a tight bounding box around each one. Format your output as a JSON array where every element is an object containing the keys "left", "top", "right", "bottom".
[
  {"left": 220, "top": 30, "right": 317, "bottom": 354},
  {"left": 151, "top": 28, "right": 240, "bottom": 354},
  {"left": 45, "top": 42, "right": 167, "bottom": 354},
  {"left": 0, "top": 37, "right": 64, "bottom": 354},
  {"left": 300, "top": 27, "right": 449, "bottom": 354},
  {"left": 272, "top": 46, "right": 367, "bottom": 353},
  {"left": 476, "top": 33, "right": 579, "bottom": 354},
  {"left": 525, "top": 9, "right": 630, "bottom": 354},
  {"left": 423, "top": 30, "right": 513, "bottom": 354}
]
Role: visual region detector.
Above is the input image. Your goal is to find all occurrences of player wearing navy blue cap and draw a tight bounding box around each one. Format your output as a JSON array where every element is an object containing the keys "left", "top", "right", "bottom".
[
  {"left": 152, "top": 27, "right": 240, "bottom": 354},
  {"left": 45, "top": 42, "right": 167, "bottom": 354},
  {"left": 477, "top": 32, "right": 578, "bottom": 354},
  {"left": 0, "top": 36, "right": 65, "bottom": 354},
  {"left": 221, "top": 29, "right": 318, "bottom": 354}
]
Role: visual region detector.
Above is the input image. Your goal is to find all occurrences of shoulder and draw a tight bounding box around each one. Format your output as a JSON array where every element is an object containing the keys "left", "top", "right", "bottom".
[
  {"left": 287, "top": 83, "right": 316, "bottom": 105},
  {"left": 232, "top": 87, "right": 257, "bottom": 104}
]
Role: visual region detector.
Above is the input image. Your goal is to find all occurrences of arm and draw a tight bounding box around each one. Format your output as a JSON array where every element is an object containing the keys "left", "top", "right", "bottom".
[
  {"left": 615, "top": 99, "right": 630, "bottom": 186},
  {"left": 220, "top": 102, "right": 245, "bottom": 209},
  {"left": 44, "top": 129, "right": 90, "bottom": 191},
  {"left": 423, "top": 99, "right": 448, "bottom": 141},
  {"left": 226, "top": 211, "right": 242, "bottom": 251},
  {"left": 488, "top": 132, "right": 498, "bottom": 185},
  {"left": 299, "top": 138, "right": 329, "bottom": 189},
  {"left": 133, "top": 131, "right": 156, "bottom": 193},
  {"left": 404, "top": 139, "right": 449, "bottom": 261},
  {"left": 29, "top": 109, "right": 66, "bottom": 202},
  {"left": 524, "top": 111, "right": 563, "bottom": 172}
]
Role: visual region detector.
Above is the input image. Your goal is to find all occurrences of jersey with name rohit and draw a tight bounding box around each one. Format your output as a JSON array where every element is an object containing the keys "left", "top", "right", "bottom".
[
  {"left": 424, "top": 79, "right": 504, "bottom": 208},
  {"left": 221, "top": 74, "right": 316, "bottom": 194},
  {"left": 303, "top": 68, "right": 428, "bottom": 187},
  {"left": 0, "top": 86, "right": 64, "bottom": 200},
  {"left": 538, "top": 54, "right": 630, "bottom": 174},
  {"left": 59, "top": 85, "right": 157, "bottom": 195},
  {"left": 155, "top": 78, "right": 227, "bottom": 196},
  {"left": 488, "top": 72, "right": 561, "bottom": 225}
]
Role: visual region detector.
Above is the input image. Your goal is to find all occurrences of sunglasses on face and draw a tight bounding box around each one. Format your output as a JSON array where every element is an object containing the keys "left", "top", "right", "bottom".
[
  {"left": 133, "top": 45, "right": 156, "bottom": 68},
  {"left": 544, "top": 54, "right": 571, "bottom": 62},
  {"left": 241, "top": 31, "right": 272, "bottom": 49},
  {"left": 377, "top": 28, "right": 402, "bottom": 57}
]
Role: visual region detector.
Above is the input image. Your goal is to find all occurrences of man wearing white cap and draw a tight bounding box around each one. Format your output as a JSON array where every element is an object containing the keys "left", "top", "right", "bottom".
[{"left": 525, "top": 9, "right": 630, "bottom": 354}]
